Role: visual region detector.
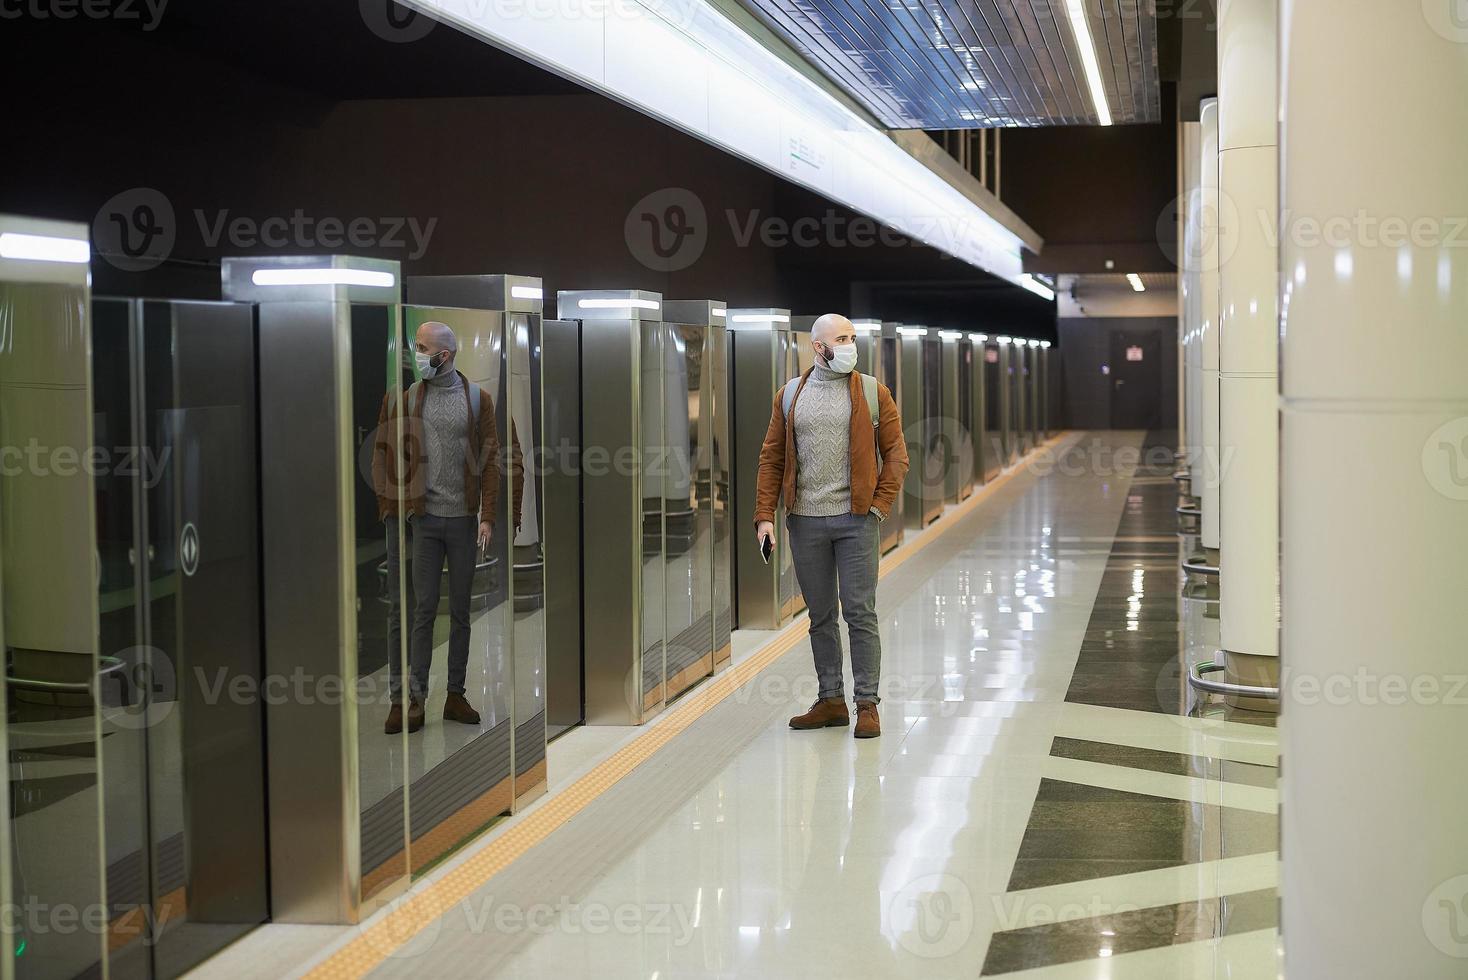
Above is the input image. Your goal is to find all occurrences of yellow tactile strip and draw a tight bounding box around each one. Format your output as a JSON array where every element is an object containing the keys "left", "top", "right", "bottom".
[{"left": 305, "top": 433, "right": 1072, "bottom": 979}]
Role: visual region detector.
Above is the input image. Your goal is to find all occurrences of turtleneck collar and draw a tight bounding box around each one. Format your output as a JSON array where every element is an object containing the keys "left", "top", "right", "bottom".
[
  {"left": 427, "top": 364, "right": 461, "bottom": 388},
  {"left": 810, "top": 362, "right": 847, "bottom": 382}
]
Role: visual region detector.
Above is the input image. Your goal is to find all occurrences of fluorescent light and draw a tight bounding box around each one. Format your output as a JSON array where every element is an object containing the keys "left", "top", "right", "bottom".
[
  {"left": 1064, "top": 0, "right": 1113, "bottom": 126},
  {"left": 711, "top": 307, "right": 726, "bottom": 318},
  {"left": 971, "top": 333, "right": 989, "bottom": 342},
  {"left": 896, "top": 326, "right": 929, "bottom": 336},
  {"left": 251, "top": 268, "right": 396, "bottom": 288},
  {"left": 511, "top": 285, "right": 543, "bottom": 300},
  {"left": 938, "top": 330, "right": 964, "bottom": 340},
  {"left": 1028, "top": 339, "right": 1041, "bottom": 348},
  {"left": 1018, "top": 274, "right": 1056, "bottom": 302},
  {"left": 579, "top": 297, "right": 660, "bottom": 312},
  {"left": 0, "top": 231, "right": 90, "bottom": 264},
  {"left": 1041, "top": 340, "right": 1052, "bottom": 348},
  {"left": 853, "top": 322, "right": 882, "bottom": 333},
  {"left": 1126, "top": 273, "right": 1145, "bottom": 292},
  {"left": 731, "top": 313, "right": 790, "bottom": 323},
  {"left": 997, "top": 336, "right": 1012, "bottom": 345}
]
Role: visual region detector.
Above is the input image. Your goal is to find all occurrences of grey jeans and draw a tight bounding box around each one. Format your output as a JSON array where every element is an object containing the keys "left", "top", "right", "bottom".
[
  {"left": 407, "top": 513, "right": 478, "bottom": 699},
  {"left": 786, "top": 511, "right": 881, "bottom": 704},
  {"left": 385, "top": 516, "right": 416, "bottom": 700}
]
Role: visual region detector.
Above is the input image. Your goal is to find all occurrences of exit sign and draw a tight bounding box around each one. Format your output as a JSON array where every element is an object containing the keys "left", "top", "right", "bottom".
[{"left": 1126, "top": 346, "right": 1145, "bottom": 362}]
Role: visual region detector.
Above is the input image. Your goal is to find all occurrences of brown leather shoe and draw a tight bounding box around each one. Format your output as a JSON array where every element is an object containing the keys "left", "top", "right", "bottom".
[
  {"left": 853, "top": 701, "right": 880, "bottom": 738},
  {"left": 789, "top": 697, "right": 850, "bottom": 730},
  {"left": 385, "top": 699, "right": 426, "bottom": 734},
  {"left": 443, "top": 693, "right": 481, "bottom": 726}
]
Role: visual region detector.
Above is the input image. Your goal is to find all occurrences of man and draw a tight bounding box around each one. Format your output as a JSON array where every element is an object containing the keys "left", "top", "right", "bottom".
[
  {"left": 754, "top": 313, "right": 909, "bottom": 738},
  {"left": 373, "top": 320, "right": 502, "bottom": 735}
]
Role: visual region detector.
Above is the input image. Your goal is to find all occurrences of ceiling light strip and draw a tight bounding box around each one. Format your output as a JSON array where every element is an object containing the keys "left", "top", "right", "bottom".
[{"left": 1063, "top": 0, "right": 1113, "bottom": 126}]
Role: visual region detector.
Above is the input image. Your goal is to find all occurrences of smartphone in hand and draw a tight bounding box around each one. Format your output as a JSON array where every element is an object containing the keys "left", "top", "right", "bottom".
[{"left": 760, "top": 534, "right": 774, "bottom": 564}]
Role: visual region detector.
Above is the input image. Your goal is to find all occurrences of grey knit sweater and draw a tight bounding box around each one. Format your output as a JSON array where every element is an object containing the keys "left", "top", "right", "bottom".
[
  {"left": 791, "top": 365, "right": 853, "bottom": 516},
  {"left": 422, "top": 369, "right": 473, "bottom": 518}
]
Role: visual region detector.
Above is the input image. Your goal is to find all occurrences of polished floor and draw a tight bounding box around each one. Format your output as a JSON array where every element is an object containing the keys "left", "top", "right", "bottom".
[{"left": 198, "top": 430, "right": 1279, "bottom": 979}]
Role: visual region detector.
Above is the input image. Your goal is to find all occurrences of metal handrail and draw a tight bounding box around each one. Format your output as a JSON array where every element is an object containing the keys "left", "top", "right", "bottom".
[
  {"left": 1182, "top": 557, "right": 1219, "bottom": 577},
  {"left": 7, "top": 655, "right": 127, "bottom": 694},
  {"left": 1188, "top": 660, "right": 1280, "bottom": 700}
]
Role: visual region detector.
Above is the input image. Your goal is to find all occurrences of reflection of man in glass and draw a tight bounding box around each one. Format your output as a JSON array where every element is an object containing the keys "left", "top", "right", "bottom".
[{"left": 375, "top": 321, "right": 501, "bottom": 734}]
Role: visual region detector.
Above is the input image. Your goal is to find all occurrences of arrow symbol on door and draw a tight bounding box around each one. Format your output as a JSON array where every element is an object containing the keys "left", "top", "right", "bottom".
[{"left": 180, "top": 522, "right": 200, "bottom": 577}]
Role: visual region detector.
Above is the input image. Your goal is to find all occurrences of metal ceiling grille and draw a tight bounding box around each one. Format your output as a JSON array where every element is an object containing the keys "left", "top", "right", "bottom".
[{"left": 740, "top": 0, "right": 1160, "bottom": 128}]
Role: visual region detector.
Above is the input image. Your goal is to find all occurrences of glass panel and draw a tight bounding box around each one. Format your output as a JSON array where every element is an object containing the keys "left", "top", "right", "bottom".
[
  {"left": 638, "top": 321, "right": 665, "bottom": 715},
  {"left": 922, "top": 339, "right": 943, "bottom": 521},
  {"left": 508, "top": 312, "right": 546, "bottom": 800},
  {"left": 664, "top": 325, "right": 713, "bottom": 702},
  {"left": 707, "top": 326, "right": 732, "bottom": 669},
  {"left": 2, "top": 281, "right": 106, "bottom": 978},
  {"left": 352, "top": 303, "right": 410, "bottom": 903},
  {"left": 395, "top": 306, "right": 514, "bottom": 876}
]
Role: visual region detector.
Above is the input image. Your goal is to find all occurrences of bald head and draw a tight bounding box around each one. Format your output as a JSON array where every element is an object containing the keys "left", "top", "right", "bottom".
[
  {"left": 415, "top": 320, "right": 458, "bottom": 356},
  {"left": 809, "top": 313, "right": 857, "bottom": 371},
  {"left": 811, "top": 313, "right": 854, "bottom": 346}
]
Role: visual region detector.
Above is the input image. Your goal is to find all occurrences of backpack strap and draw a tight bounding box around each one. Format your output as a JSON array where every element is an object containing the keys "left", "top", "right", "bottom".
[
  {"left": 781, "top": 376, "right": 802, "bottom": 418},
  {"left": 860, "top": 373, "right": 879, "bottom": 430}
]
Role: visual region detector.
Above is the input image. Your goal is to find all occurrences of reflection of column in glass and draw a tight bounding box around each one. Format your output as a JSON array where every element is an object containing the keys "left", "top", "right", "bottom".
[
  {"left": 707, "top": 315, "right": 732, "bottom": 667},
  {"left": 662, "top": 305, "right": 720, "bottom": 702},
  {"left": 0, "top": 215, "right": 107, "bottom": 977},
  {"left": 508, "top": 310, "right": 547, "bottom": 807}
]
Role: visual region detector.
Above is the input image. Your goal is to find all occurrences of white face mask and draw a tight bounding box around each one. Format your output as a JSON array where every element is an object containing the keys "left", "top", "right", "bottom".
[
  {"left": 825, "top": 342, "right": 858, "bottom": 374},
  {"left": 416, "top": 350, "right": 446, "bottom": 378}
]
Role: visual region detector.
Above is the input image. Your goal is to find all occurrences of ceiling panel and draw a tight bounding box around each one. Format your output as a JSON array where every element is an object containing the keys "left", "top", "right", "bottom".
[{"left": 736, "top": 0, "right": 1160, "bottom": 128}]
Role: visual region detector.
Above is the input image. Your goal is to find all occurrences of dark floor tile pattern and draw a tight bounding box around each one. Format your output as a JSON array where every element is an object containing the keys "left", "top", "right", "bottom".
[
  {"left": 1050, "top": 736, "right": 1278, "bottom": 789},
  {"left": 981, "top": 887, "right": 1277, "bottom": 974},
  {"left": 979, "top": 434, "right": 1280, "bottom": 975},
  {"left": 1003, "top": 778, "right": 1276, "bottom": 892},
  {"left": 1063, "top": 439, "right": 1185, "bottom": 714}
]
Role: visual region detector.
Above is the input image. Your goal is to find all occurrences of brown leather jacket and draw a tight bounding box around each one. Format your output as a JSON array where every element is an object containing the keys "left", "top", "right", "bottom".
[
  {"left": 754, "top": 369, "right": 909, "bottom": 523},
  {"left": 370, "top": 373, "right": 524, "bottom": 528}
]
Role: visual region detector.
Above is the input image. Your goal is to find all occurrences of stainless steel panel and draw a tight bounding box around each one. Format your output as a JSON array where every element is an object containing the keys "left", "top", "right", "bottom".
[
  {"left": 919, "top": 335, "right": 944, "bottom": 525},
  {"left": 981, "top": 341, "right": 1004, "bottom": 482},
  {"left": 1002, "top": 344, "right": 1018, "bottom": 466},
  {"left": 898, "top": 331, "right": 930, "bottom": 531},
  {"left": 939, "top": 334, "right": 967, "bottom": 505},
  {"left": 540, "top": 320, "right": 582, "bottom": 735},
  {"left": 228, "top": 252, "right": 406, "bottom": 925},
  {"left": 253, "top": 298, "right": 365, "bottom": 922},
  {"left": 558, "top": 288, "right": 666, "bottom": 726}
]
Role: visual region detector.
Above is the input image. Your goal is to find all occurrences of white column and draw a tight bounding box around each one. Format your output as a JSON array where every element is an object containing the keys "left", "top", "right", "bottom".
[
  {"left": 1217, "top": 0, "right": 1279, "bottom": 701},
  {"left": 1280, "top": 1, "right": 1468, "bottom": 976},
  {"left": 1198, "top": 99, "right": 1221, "bottom": 552},
  {"left": 1182, "top": 122, "right": 1203, "bottom": 492}
]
